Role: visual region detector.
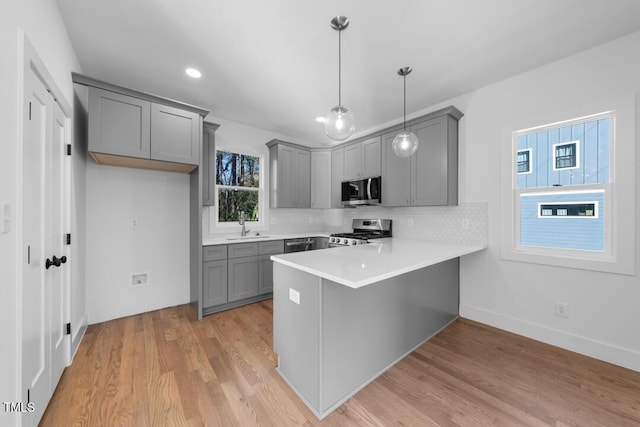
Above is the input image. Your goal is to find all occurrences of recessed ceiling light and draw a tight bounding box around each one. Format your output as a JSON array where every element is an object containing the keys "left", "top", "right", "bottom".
[{"left": 185, "top": 68, "right": 202, "bottom": 78}]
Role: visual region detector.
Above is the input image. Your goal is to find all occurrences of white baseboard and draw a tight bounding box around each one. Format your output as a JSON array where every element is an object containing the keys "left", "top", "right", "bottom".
[
  {"left": 460, "top": 304, "right": 640, "bottom": 373},
  {"left": 70, "top": 312, "right": 88, "bottom": 364}
]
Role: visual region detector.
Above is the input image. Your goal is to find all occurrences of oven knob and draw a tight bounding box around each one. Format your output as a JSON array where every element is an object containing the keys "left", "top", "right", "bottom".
[
  {"left": 351, "top": 240, "right": 357, "bottom": 245},
  {"left": 342, "top": 239, "right": 348, "bottom": 245},
  {"left": 329, "top": 237, "right": 335, "bottom": 243}
]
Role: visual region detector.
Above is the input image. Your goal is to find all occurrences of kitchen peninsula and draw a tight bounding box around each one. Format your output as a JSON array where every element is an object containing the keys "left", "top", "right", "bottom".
[{"left": 271, "top": 239, "right": 485, "bottom": 419}]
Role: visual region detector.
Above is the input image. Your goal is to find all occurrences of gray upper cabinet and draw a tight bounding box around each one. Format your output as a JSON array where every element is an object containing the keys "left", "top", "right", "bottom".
[
  {"left": 76, "top": 73, "right": 208, "bottom": 174},
  {"left": 151, "top": 103, "right": 200, "bottom": 165},
  {"left": 331, "top": 148, "right": 345, "bottom": 208},
  {"left": 202, "top": 122, "right": 219, "bottom": 206},
  {"left": 268, "top": 140, "right": 311, "bottom": 208},
  {"left": 88, "top": 87, "right": 151, "bottom": 159},
  {"left": 343, "top": 136, "right": 381, "bottom": 180},
  {"left": 382, "top": 109, "right": 460, "bottom": 206},
  {"left": 311, "top": 151, "right": 331, "bottom": 209}
]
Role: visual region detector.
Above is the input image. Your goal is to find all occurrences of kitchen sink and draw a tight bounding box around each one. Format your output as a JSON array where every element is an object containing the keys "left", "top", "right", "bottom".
[{"left": 225, "top": 235, "right": 270, "bottom": 241}]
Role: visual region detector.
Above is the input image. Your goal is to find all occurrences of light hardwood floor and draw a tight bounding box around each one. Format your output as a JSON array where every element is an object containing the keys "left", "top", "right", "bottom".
[{"left": 41, "top": 301, "right": 640, "bottom": 426}]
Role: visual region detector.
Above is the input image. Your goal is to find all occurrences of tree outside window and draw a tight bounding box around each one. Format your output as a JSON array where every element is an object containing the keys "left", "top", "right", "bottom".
[{"left": 216, "top": 150, "right": 260, "bottom": 222}]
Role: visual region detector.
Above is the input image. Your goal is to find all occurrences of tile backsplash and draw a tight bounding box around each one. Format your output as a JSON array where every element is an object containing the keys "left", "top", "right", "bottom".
[{"left": 204, "top": 202, "right": 487, "bottom": 246}]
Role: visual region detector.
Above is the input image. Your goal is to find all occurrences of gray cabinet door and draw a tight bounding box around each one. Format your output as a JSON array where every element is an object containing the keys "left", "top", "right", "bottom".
[
  {"left": 228, "top": 256, "right": 259, "bottom": 302},
  {"left": 331, "top": 148, "right": 344, "bottom": 208},
  {"left": 258, "top": 255, "right": 274, "bottom": 294},
  {"left": 295, "top": 148, "right": 311, "bottom": 208},
  {"left": 311, "top": 151, "right": 331, "bottom": 208},
  {"left": 411, "top": 116, "right": 454, "bottom": 205},
  {"left": 343, "top": 142, "right": 362, "bottom": 180},
  {"left": 202, "top": 122, "right": 217, "bottom": 206},
  {"left": 276, "top": 145, "right": 295, "bottom": 208},
  {"left": 362, "top": 136, "right": 381, "bottom": 178},
  {"left": 381, "top": 131, "right": 411, "bottom": 207},
  {"left": 88, "top": 86, "right": 151, "bottom": 159},
  {"left": 151, "top": 103, "right": 200, "bottom": 165},
  {"left": 203, "top": 259, "right": 228, "bottom": 308}
]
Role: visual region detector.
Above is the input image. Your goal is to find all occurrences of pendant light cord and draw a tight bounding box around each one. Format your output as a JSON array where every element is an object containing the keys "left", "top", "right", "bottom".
[
  {"left": 403, "top": 74, "right": 407, "bottom": 131},
  {"left": 338, "top": 29, "right": 342, "bottom": 107}
]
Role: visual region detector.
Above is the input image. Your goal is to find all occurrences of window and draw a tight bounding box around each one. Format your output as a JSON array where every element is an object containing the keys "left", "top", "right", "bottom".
[
  {"left": 513, "top": 112, "right": 612, "bottom": 256},
  {"left": 214, "top": 149, "right": 263, "bottom": 226},
  {"left": 501, "top": 96, "right": 635, "bottom": 275},
  {"left": 517, "top": 148, "right": 532, "bottom": 174},
  {"left": 553, "top": 141, "right": 579, "bottom": 170}
]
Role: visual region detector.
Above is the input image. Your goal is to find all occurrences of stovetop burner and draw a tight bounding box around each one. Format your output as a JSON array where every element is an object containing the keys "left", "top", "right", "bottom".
[{"left": 329, "top": 219, "right": 392, "bottom": 247}]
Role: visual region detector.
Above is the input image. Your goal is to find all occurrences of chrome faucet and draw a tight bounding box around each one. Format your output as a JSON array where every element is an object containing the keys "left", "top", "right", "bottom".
[{"left": 239, "top": 211, "right": 250, "bottom": 237}]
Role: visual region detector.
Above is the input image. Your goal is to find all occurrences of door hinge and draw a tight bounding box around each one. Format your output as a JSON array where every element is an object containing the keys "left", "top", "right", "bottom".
[
  {"left": 65, "top": 323, "right": 71, "bottom": 335},
  {"left": 65, "top": 233, "right": 71, "bottom": 245},
  {"left": 66, "top": 144, "right": 72, "bottom": 156}
]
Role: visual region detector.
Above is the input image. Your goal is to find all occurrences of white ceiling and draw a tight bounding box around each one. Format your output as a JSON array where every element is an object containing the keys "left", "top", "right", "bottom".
[{"left": 56, "top": 0, "right": 640, "bottom": 146}]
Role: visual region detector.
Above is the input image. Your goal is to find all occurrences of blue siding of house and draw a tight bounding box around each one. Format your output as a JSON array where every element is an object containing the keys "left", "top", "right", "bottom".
[
  {"left": 520, "top": 191, "right": 605, "bottom": 251},
  {"left": 517, "top": 118, "right": 609, "bottom": 188}
]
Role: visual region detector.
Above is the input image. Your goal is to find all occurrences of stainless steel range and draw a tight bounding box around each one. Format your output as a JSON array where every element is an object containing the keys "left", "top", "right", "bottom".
[{"left": 329, "top": 219, "right": 392, "bottom": 247}]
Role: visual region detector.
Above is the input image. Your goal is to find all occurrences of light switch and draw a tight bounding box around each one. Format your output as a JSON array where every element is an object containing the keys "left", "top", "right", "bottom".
[
  {"left": 289, "top": 288, "right": 300, "bottom": 305},
  {"left": 1, "top": 203, "right": 11, "bottom": 233}
]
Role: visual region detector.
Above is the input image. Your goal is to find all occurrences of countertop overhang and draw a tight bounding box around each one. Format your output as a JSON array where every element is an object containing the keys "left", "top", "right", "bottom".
[{"left": 271, "top": 238, "right": 486, "bottom": 288}]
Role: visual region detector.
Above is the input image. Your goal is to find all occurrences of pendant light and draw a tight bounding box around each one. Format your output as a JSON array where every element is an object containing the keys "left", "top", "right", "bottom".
[
  {"left": 323, "top": 16, "right": 355, "bottom": 141},
  {"left": 392, "top": 67, "right": 419, "bottom": 157}
]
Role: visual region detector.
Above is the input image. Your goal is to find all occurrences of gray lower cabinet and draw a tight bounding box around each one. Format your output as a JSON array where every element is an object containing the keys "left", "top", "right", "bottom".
[
  {"left": 382, "top": 110, "right": 460, "bottom": 206},
  {"left": 202, "top": 240, "right": 284, "bottom": 313},
  {"left": 228, "top": 256, "right": 260, "bottom": 302},
  {"left": 203, "top": 260, "right": 228, "bottom": 307}
]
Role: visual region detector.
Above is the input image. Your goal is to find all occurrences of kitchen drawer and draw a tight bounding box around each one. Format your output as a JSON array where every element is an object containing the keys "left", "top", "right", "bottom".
[
  {"left": 259, "top": 240, "right": 285, "bottom": 255},
  {"left": 228, "top": 242, "right": 259, "bottom": 259},
  {"left": 203, "top": 245, "right": 227, "bottom": 262}
]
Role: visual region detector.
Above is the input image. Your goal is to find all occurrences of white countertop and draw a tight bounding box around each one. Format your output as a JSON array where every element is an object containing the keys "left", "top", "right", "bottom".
[
  {"left": 203, "top": 231, "right": 330, "bottom": 246},
  {"left": 271, "top": 238, "right": 486, "bottom": 289}
]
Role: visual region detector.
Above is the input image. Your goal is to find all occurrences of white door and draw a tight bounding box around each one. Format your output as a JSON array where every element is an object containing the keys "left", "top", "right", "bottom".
[
  {"left": 22, "top": 60, "right": 68, "bottom": 426},
  {"left": 49, "top": 101, "right": 68, "bottom": 389}
]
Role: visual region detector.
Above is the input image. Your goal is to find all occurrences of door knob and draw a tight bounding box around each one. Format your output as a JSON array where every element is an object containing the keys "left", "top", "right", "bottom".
[{"left": 45, "top": 255, "right": 66, "bottom": 270}]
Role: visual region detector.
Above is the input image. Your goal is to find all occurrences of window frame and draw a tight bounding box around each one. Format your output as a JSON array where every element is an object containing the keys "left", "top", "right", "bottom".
[
  {"left": 210, "top": 148, "right": 267, "bottom": 231},
  {"left": 552, "top": 140, "right": 580, "bottom": 171},
  {"left": 500, "top": 95, "right": 636, "bottom": 275},
  {"left": 517, "top": 148, "right": 533, "bottom": 174}
]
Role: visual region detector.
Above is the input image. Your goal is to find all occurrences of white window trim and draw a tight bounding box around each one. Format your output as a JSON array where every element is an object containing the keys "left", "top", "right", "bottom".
[
  {"left": 210, "top": 148, "right": 268, "bottom": 232},
  {"left": 552, "top": 140, "right": 580, "bottom": 171},
  {"left": 536, "top": 199, "right": 599, "bottom": 219},
  {"left": 517, "top": 148, "right": 533, "bottom": 174},
  {"left": 500, "top": 95, "right": 636, "bottom": 275}
]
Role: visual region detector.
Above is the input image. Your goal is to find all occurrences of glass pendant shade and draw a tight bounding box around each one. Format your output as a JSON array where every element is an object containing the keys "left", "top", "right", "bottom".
[
  {"left": 323, "top": 16, "right": 355, "bottom": 142},
  {"left": 393, "top": 66, "right": 418, "bottom": 157},
  {"left": 323, "top": 105, "right": 355, "bottom": 141},
  {"left": 392, "top": 131, "right": 419, "bottom": 157}
]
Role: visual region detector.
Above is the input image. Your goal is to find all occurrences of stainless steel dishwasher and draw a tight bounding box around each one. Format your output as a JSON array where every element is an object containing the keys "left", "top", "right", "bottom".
[{"left": 284, "top": 237, "right": 326, "bottom": 253}]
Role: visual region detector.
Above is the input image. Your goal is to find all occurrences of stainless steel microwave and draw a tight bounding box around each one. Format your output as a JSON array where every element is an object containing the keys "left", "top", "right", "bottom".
[{"left": 341, "top": 176, "right": 381, "bottom": 206}]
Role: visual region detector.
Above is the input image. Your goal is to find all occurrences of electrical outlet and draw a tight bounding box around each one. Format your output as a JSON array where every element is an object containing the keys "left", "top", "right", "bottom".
[
  {"left": 461, "top": 218, "right": 470, "bottom": 230},
  {"left": 289, "top": 288, "right": 300, "bottom": 305},
  {"left": 407, "top": 218, "right": 414, "bottom": 227},
  {"left": 132, "top": 273, "right": 148, "bottom": 286},
  {"left": 555, "top": 302, "right": 569, "bottom": 318},
  {"left": 131, "top": 218, "right": 139, "bottom": 229}
]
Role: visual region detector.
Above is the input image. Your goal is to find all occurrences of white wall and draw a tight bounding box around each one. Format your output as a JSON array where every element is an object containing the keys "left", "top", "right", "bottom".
[
  {"left": 85, "top": 162, "right": 191, "bottom": 323},
  {"left": 0, "top": 0, "right": 83, "bottom": 422},
  {"left": 450, "top": 32, "right": 640, "bottom": 371}
]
